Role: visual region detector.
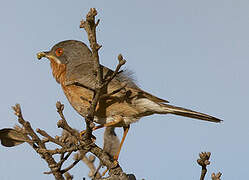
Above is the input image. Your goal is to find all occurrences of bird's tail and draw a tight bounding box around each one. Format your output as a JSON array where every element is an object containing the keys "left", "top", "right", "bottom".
[{"left": 159, "top": 103, "right": 222, "bottom": 123}]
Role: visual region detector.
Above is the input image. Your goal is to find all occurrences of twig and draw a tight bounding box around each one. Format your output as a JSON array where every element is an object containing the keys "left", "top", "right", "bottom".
[
  {"left": 43, "top": 151, "right": 76, "bottom": 175},
  {"left": 60, "top": 159, "right": 81, "bottom": 174},
  {"left": 37, "top": 128, "right": 65, "bottom": 147},
  {"left": 12, "top": 104, "right": 43, "bottom": 147},
  {"left": 56, "top": 102, "right": 80, "bottom": 139},
  {"left": 197, "top": 152, "right": 211, "bottom": 180},
  {"left": 80, "top": 8, "right": 102, "bottom": 86},
  {"left": 38, "top": 146, "right": 78, "bottom": 155},
  {"left": 80, "top": 8, "right": 104, "bottom": 142},
  {"left": 57, "top": 119, "right": 80, "bottom": 140},
  {"left": 100, "top": 84, "right": 127, "bottom": 100},
  {"left": 57, "top": 151, "right": 73, "bottom": 169},
  {"left": 64, "top": 172, "right": 73, "bottom": 180},
  {"left": 211, "top": 172, "right": 222, "bottom": 180},
  {"left": 102, "top": 54, "right": 126, "bottom": 87}
]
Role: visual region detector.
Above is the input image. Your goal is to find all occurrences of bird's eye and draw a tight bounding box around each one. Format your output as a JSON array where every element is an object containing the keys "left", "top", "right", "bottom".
[{"left": 55, "top": 48, "right": 63, "bottom": 57}]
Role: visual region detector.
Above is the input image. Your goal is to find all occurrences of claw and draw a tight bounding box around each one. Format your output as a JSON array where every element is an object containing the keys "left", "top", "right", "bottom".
[
  {"left": 79, "top": 130, "right": 86, "bottom": 137},
  {"left": 113, "top": 155, "right": 119, "bottom": 167}
]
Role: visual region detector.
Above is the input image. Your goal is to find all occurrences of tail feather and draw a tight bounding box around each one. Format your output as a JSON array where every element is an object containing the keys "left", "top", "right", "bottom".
[{"left": 161, "top": 104, "right": 222, "bottom": 123}]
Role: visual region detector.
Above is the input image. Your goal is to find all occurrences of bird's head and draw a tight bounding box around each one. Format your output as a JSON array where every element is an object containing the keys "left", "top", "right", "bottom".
[
  {"left": 37, "top": 40, "right": 93, "bottom": 83},
  {"left": 37, "top": 40, "right": 92, "bottom": 65}
]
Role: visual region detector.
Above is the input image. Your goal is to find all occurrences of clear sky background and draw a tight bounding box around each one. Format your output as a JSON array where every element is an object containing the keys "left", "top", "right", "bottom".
[{"left": 0, "top": 0, "right": 248, "bottom": 179}]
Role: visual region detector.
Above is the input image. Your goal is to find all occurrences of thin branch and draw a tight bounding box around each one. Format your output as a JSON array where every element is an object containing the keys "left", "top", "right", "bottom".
[
  {"left": 197, "top": 152, "right": 211, "bottom": 180},
  {"left": 211, "top": 172, "right": 222, "bottom": 180},
  {"left": 100, "top": 84, "right": 127, "bottom": 100},
  {"left": 44, "top": 151, "right": 76, "bottom": 175},
  {"left": 80, "top": 8, "right": 102, "bottom": 86},
  {"left": 57, "top": 151, "right": 73, "bottom": 169},
  {"left": 80, "top": 8, "right": 104, "bottom": 143},
  {"left": 56, "top": 102, "right": 80, "bottom": 139},
  {"left": 38, "top": 146, "right": 78, "bottom": 155},
  {"left": 57, "top": 119, "right": 80, "bottom": 139},
  {"left": 12, "top": 104, "right": 44, "bottom": 147},
  {"left": 102, "top": 54, "right": 126, "bottom": 87},
  {"left": 64, "top": 172, "right": 73, "bottom": 180},
  {"left": 73, "top": 82, "right": 96, "bottom": 92},
  {"left": 37, "top": 128, "right": 65, "bottom": 147},
  {"left": 60, "top": 159, "right": 81, "bottom": 174}
]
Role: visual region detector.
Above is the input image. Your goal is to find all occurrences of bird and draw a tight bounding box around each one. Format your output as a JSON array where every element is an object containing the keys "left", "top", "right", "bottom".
[{"left": 37, "top": 40, "right": 222, "bottom": 161}]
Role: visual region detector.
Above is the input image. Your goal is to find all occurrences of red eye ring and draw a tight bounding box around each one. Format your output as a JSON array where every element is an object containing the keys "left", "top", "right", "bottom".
[{"left": 55, "top": 48, "right": 63, "bottom": 57}]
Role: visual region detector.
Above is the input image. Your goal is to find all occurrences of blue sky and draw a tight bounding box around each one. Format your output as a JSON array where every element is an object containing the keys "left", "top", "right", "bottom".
[{"left": 0, "top": 0, "right": 248, "bottom": 179}]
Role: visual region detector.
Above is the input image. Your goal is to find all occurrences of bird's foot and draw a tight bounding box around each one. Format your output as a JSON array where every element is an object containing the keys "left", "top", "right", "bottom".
[
  {"left": 100, "top": 157, "right": 118, "bottom": 177},
  {"left": 113, "top": 155, "right": 119, "bottom": 167},
  {"left": 79, "top": 130, "right": 86, "bottom": 137}
]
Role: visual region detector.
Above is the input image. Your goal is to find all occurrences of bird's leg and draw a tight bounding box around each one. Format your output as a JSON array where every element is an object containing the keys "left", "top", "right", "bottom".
[
  {"left": 101, "top": 125, "right": 130, "bottom": 177},
  {"left": 113, "top": 125, "right": 130, "bottom": 161},
  {"left": 80, "top": 116, "right": 129, "bottom": 176},
  {"left": 101, "top": 168, "right": 108, "bottom": 177}
]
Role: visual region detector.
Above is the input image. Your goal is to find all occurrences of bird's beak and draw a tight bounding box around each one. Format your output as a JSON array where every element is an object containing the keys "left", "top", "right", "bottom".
[
  {"left": 37, "top": 51, "right": 62, "bottom": 64},
  {"left": 37, "top": 51, "right": 50, "bottom": 60}
]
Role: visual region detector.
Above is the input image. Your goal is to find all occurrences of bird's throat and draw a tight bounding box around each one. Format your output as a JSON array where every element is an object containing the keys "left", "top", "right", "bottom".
[{"left": 50, "top": 58, "right": 66, "bottom": 84}]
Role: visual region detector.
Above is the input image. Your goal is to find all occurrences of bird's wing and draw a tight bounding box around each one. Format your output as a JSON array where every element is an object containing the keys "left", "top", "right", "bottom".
[
  {"left": 64, "top": 63, "right": 169, "bottom": 103},
  {"left": 65, "top": 62, "right": 97, "bottom": 90},
  {"left": 137, "top": 90, "right": 169, "bottom": 103}
]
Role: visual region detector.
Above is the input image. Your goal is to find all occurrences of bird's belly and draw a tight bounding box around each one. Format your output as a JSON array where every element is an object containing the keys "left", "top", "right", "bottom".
[
  {"left": 62, "top": 84, "right": 93, "bottom": 117},
  {"left": 61, "top": 84, "right": 142, "bottom": 126}
]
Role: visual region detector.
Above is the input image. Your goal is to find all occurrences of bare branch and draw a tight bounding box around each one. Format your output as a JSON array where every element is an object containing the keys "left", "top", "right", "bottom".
[
  {"left": 100, "top": 84, "right": 127, "bottom": 100},
  {"left": 37, "top": 146, "right": 78, "bottom": 155},
  {"left": 103, "top": 54, "right": 126, "bottom": 87},
  {"left": 57, "top": 151, "right": 73, "bottom": 169},
  {"left": 56, "top": 103, "right": 80, "bottom": 139},
  {"left": 36, "top": 128, "right": 65, "bottom": 147},
  {"left": 64, "top": 172, "right": 73, "bottom": 180},
  {"left": 80, "top": 8, "right": 104, "bottom": 144},
  {"left": 12, "top": 104, "right": 43, "bottom": 147},
  {"left": 80, "top": 8, "right": 102, "bottom": 86},
  {"left": 197, "top": 152, "right": 211, "bottom": 180},
  {"left": 60, "top": 159, "right": 81, "bottom": 174},
  {"left": 211, "top": 172, "right": 222, "bottom": 180}
]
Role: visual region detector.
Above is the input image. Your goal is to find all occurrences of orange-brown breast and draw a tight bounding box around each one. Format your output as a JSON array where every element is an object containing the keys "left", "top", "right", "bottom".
[
  {"left": 50, "top": 59, "right": 93, "bottom": 117},
  {"left": 60, "top": 82, "right": 140, "bottom": 124}
]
